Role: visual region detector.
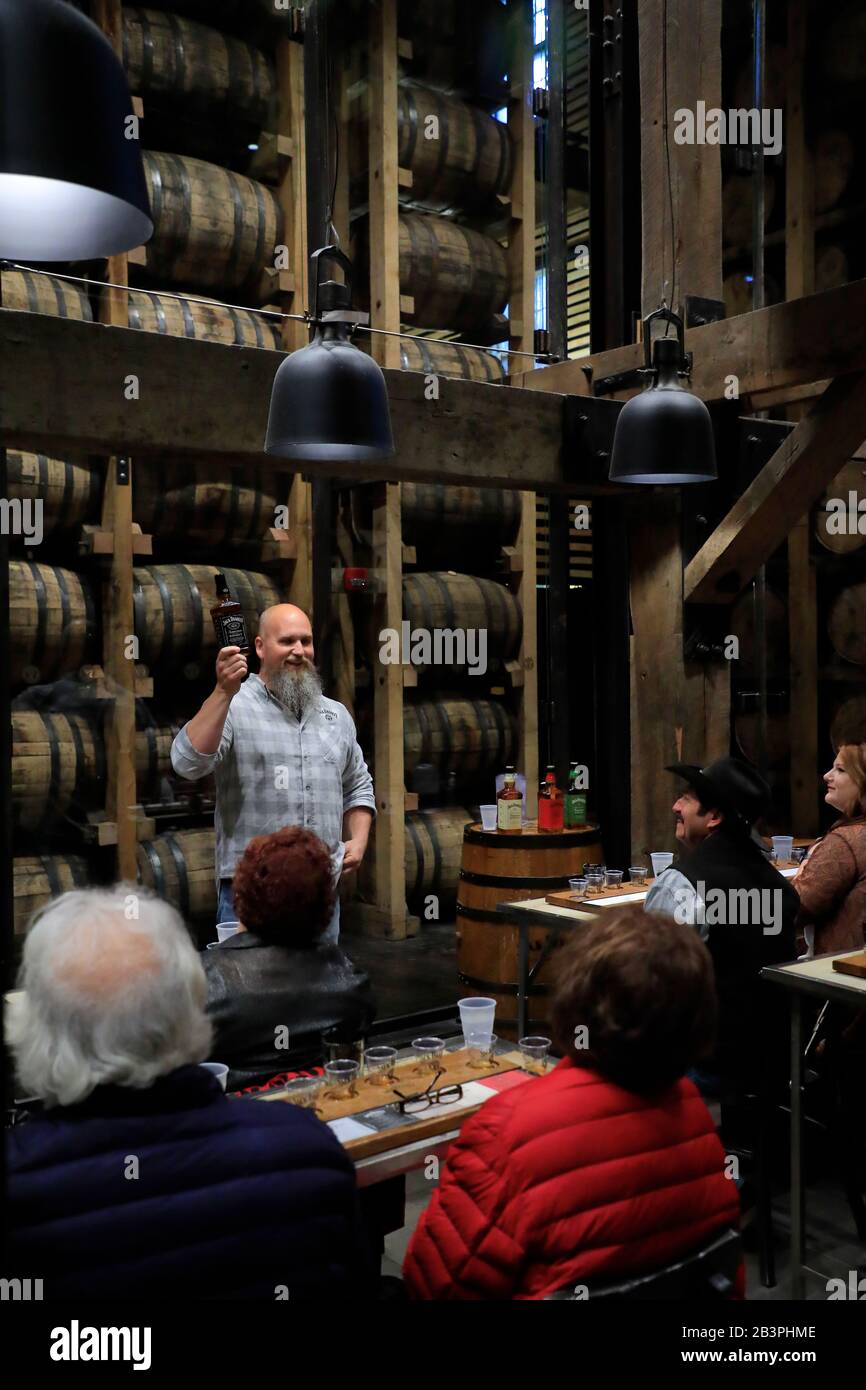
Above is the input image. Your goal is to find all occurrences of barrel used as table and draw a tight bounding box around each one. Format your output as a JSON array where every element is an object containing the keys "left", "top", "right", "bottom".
[{"left": 457, "top": 821, "right": 604, "bottom": 1040}]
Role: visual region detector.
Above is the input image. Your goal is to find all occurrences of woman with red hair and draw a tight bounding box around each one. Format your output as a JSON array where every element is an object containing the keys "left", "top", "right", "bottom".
[{"left": 202, "top": 827, "right": 374, "bottom": 1088}]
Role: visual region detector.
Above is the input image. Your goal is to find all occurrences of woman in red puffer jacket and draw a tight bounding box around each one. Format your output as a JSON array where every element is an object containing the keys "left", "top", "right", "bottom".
[{"left": 404, "top": 906, "right": 743, "bottom": 1300}]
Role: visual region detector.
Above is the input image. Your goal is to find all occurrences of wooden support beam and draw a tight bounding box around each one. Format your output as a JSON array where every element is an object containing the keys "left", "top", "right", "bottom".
[
  {"left": 685, "top": 373, "right": 866, "bottom": 604},
  {"left": 371, "top": 484, "right": 407, "bottom": 939},
  {"left": 788, "top": 519, "right": 819, "bottom": 836},
  {"left": 785, "top": 0, "right": 814, "bottom": 302},
  {"left": 516, "top": 493, "right": 539, "bottom": 821},
  {"left": 506, "top": 2, "right": 535, "bottom": 375},
  {"left": 0, "top": 312, "right": 583, "bottom": 489},
  {"left": 513, "top": 279, "right": 866, "bottom": 405},
  {"left": 369, "top": 0, "right": 401, "bottom": 371}
]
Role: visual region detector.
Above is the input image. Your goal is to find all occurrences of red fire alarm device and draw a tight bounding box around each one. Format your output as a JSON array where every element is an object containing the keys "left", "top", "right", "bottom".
[{"left": 343, "top": 567, "right": 369, "bottom": 592}]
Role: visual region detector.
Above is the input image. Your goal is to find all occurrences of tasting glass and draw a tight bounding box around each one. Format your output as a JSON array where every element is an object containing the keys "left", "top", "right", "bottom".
[
  {"left": 519, "top": 1036, "right": 552, "bottom": 1075},
  {"left": 323, "top": 1059, "right": 360, "bottom": 1100},
  {"left": 412, "top": 1037, "right": 446, "bottom": 1075},
  {"left": 364, "top": 1046, "right": 398, "bottom": 1087},
  {"left": 568, "top": 876, "right": 588, "bottom": 900},
  {"left": 467, "top": 1033, "right": 499, "bottom": 1069},
  {"left": 605, "top": 869, "right": 624, "bottom": 888}
]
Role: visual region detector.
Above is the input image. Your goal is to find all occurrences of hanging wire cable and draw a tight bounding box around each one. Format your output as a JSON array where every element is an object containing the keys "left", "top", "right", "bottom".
[{"left": 0, "top": 259, "right": 554, "bottom": 358}]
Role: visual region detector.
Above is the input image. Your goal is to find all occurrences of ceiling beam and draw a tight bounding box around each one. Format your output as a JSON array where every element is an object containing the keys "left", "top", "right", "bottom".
[
  {"left": 0, "top": 309, "right": 622, "bottom": 492},
  {"left": 514, "top": 278, "right": 866, "bottom": 406},
  {"left": 684, "top": 371, "right": 866, "bottom": 604}
]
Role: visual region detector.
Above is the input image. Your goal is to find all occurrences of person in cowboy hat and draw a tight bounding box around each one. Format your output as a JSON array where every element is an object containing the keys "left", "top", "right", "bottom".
[{"left": 644, "top": 756, "right": 798, "bottom": 1098}]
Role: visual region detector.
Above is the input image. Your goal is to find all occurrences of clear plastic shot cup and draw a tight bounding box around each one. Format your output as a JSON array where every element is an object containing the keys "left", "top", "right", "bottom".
[
  {"left": 519, "top": 1036, "right": 552, "bottom": 1075},
  {"left": 650, "top": 852, "right": 674, "bottom": 877},
  {"left": 323, "top": 1059, "right": 360, "bottom": 1099},
  {"left": 628, "top": 865, "right": 648, "bottom": 885},
  {"left": 412, "top": 1037, "right": 446, "bottom": 1075},
  {"left": 364, "top": 1046, "right": 398, "bottom": 1086},
  {"left": 280, "top": 1078, "right": 320, "bottom": 1109},
  {"left": 467, "top": 1033, "right": 499, "bottom": 1069},
  {"left": 605, "top": 869, "right": 624, "bottom": 888},
  {"left": 458, "top": 997, "right": 496, "bottom": 1048},
  {"left": 480, "top": 804, "right": 497, "bottom": 832},
  {"left": 568, "top": 876, "right": 588, "bottom": 899}
]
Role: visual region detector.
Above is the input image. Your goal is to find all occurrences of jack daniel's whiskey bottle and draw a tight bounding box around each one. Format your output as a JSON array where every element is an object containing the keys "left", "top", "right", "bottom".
[{"left": 211, "top": 574, "right": 249, "bottom": 652}]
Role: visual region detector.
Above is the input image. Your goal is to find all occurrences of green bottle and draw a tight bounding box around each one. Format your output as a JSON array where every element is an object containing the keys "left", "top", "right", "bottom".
[{"left": 564, "top": 761, "right": 588, "bottom": 828}]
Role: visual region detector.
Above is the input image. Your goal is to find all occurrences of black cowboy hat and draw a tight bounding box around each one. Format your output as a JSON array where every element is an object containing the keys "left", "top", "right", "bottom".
[{"left": 664, "top": 756, "right": 770, "bottom": 832}]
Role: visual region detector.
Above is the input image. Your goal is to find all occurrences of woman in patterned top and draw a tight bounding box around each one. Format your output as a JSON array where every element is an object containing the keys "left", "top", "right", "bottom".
[{"left": 793, "top": 739, "right": 866, "bottom": 956}]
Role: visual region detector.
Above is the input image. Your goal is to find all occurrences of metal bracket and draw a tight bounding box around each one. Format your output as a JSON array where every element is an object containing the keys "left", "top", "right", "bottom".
[
  {"left": 116, "top": 457, "right": 130, "bottom": 487},
  {"left": 684, "top": 295, "right": 726, "bottom": 328},
  {"left": 562, "top": 394, "right": 623, "bottom": 484},
  {"left": 601, "top": 6, "right": 623, "bottom": 97}
]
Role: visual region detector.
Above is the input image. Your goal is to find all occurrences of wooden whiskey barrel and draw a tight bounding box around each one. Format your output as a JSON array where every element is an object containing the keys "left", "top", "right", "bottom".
[
  {"left": 828, "top": 583, "right": 866, "bottom": 665},
  {"left": 399, "top": 337, "right": 505, "bottom": 382},
  {"left": 9, "top": 562, "right": 97, "bottom": 687},
  {"left": 132, "top": 564, "right": 281, "bottom": 668},
  {"left": 831, "top": 697, "right": 866, "bottom": 749},
  {"left": 404, "top": 698, "right": 517, "bottom": 780},
  {"left": 394, "top": 82, "right": 512, "bottom": 214},
  {"left": 123, "top": 8, "right": 274, "bottom": 129},
  {"left": 734, "top": 710, "right": 790, "bottom": 768},
  {"left": 457, "top": 823, "right": 605, "bottom": 1039},
  {"left": 398, "top": 212, "right": 509, "bottom": 332},
  {"left": 722, "top": 172, "right": 776, "bottom": 249},
  {"left": 402, "top": 484, "right": 519, "bottom": 539},
  {"left": 730, "top": 585, "right": 788, "bottom": 677},
  {"left": 6, "top": 452, "right": 101, "bottom": 539},
  {"left": 136, "top": 722, "right": 180, "bottom": 797},
  {"left": 814, "top": 130, "right": 855, "bottom": 213},
  {"left": 402, "top": 572, "right": 521, "bottom": 663},
  {"left": 134, "top": 461, "right": 289, "bottom": 547},
  {"left": 723, "top": 269, "right": 780, "bottom": 318},
  {"left": 1, "top": 268, "right": 92, "bottom": 320},
  {"left": 815, "top": 243, "right": 849, "bottom": 292},
  {"left": 127, "top": 288, "right": 281, "bottom": 348},
  {"left": 12, "top": 711, "right": 105, "bottom": 833},
  {"left": 141, "top": 151, "right": 282, "bottom": 295},
  {"left": 404, "top": 806, "right": 470, "bottom": 909},
  {"left": 14, "top": 854, "right": 91, "bottom": 935},
  {"left": 821, "top": 2, "right": 866, "bottom": 86},
  {"left": 137, "top": 827, "right": 217, "bottom": 926},
  {"left": 815, "top": 459, "right": 866, "bottom": 555}
]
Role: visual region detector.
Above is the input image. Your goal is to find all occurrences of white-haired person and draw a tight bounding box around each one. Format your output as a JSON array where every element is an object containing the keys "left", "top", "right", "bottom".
[{"left": 5, "top": 885, "right": 374, "bottom": 1301}]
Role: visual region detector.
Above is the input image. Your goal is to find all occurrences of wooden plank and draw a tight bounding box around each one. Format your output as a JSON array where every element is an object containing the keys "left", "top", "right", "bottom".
[
  {"left": 639, "top": 0, "right": 723, "bottom": 316},
  {"left": 685, "top": 373, "right": 866, "bottom": 604},
  {"left": 368, "top": 0, "right": 401, "bottom": 371},
  {"left": 371, "top": 484, "right": 407, "bottom": 938},
  {"left": 506, "top": 1, "right": 536, "bottom": 376},
  {"left": 0, "top": 312, "right": 579, "bottom": 491},
  {"left": 93, "top": 0, "right": 137, "bottom": 882},
  {"left": 785, "top": 0, "right": 814, "bottom": 302},
  {"left": 513, "top": 279, "right": 866, "bottom": 403},
  {"left": 788, "top": 519, "right": 819, "bottom": 836}
]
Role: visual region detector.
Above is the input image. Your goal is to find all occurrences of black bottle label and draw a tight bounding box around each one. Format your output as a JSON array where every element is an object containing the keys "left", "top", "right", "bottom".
[{"left": 213, "top": 613, "right": 248, "bottom": 650}]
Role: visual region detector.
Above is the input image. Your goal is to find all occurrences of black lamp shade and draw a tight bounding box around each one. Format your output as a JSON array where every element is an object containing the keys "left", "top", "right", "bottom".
[
  {"left": 265, "top": 330, "right": 396, "bottom": 462},
  {"left": 0, "top": 0, "right": 152, "bottom": 260},
  {"left": 608, "top": 381, "right": 718, "bottom": 484}
]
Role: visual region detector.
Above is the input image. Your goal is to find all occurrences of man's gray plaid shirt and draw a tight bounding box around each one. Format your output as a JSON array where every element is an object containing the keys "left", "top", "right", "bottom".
[{"left": 170, "top": 673, "right": 376, "bottom": 886}]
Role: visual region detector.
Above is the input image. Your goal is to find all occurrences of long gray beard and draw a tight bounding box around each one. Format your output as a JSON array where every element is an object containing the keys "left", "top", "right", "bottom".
[{"left": 269, "top": 664, "right": 322, "bottom": 718}]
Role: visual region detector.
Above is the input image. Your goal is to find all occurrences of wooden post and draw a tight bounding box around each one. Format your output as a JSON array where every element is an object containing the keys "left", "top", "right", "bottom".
[
  {"left": 788, "top": 520, "right": 819, "bottom": 835},
  {"left": 516, "top": 493, "right": 539, "bottom": 821},
  {"left": 93, "top": 0, "right": 138, "bottom": 879},
  {"left": 365, "top": 0, "right": 406, "bottom": 937},
  {"left": 630, "top": 0, "right": 727, "bottom": 858},
  {"left": 785, "top": 0, "right": 814, "bottom": 303}
]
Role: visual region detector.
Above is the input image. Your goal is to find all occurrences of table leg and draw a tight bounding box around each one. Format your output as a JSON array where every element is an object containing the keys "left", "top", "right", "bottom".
[
  {"left": 790, "top": 994, "right": 805, "bottom": 1299},
  {"left": 517, "top": 924, "right": 529, "bottom": 1040}
]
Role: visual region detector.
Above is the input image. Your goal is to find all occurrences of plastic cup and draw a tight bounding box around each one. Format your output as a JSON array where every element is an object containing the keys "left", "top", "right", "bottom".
[
  {"left": 650, "top": 852, "right": 674, "bottom": 878},
  {"left": 364, "top": 1046, "right": 398, "bottom": 1087},
  {"left": 467, "top": 1033, "right": 499, "bottom": 1069},
  {"left": 584, "top": 862, "right": 605, "bottom": 877},
  {"left": 216, "top": 922, "right": 242, "bottom": 942},
  {"left": 519, "top": 1036, "right": 552, "bottom": 1075},
  {"left": 280, "top": 1078, "right": 320, "bottom": 1109},
  {"left": 323, "top": 1059, "right": 360, "bottom": 1100},
  {"left": 605, "top": 869, "right": 624, "bottom": 888},
  {"left": 629, "top": 865, "right": 648, "bottom": 885},
  {"left": 412, "top": 1036, "right": 445, "bottom": 1074},
  {"left": 568, "top": 876, "right": 588, "bottom": 899},
  {"left": 585, "top": 871, "right": 605, "bottom": 896},
  {"left": 480, "top": 804, "right": 498, "bottom": 832},
  {"left": 200, "top": 1062, "right": 229, "bottom": 1091},
  {"left": 771, "top": 835, "right": 794, "bottom": 864},
  {"left": 459, "top": 997, "right": 496, "bottom": 1048}
]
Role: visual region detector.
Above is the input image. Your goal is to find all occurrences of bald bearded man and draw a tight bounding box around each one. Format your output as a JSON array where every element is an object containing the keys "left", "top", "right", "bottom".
[{"left": 170, "top": 604, "right": 375, "bottom": 944}]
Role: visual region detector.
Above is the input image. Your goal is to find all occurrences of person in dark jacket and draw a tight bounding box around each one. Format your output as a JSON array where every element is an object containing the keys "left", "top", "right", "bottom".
[
  {"left": 644, "top": 756, "right": 798, "bottom": 1096},
  {"left": 203, "top": 827, "right": 375, "bottom": 1088},
  {"left": 6, "top": 884, "right": 373, "bottom": 1301},
  {"left": 404, "top": 908, "right": 743, "bottom": 1300}
]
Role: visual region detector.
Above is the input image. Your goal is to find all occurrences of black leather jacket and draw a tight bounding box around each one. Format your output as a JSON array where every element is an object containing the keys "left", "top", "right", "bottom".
[{"left": 202, "top": 933, "right": 376, "bottom": 1089}]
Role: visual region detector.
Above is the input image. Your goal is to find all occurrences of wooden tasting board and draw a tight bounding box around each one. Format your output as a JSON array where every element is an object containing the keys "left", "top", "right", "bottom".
[
  {"left": 545, "top": 886, "right": 648, "bottom": 912},
  {"left": 257, "top": 1047, "right": 530, "bottom": 1161},
  {"left": 832, "top": 950, "right": 866, "bottom": 979}
]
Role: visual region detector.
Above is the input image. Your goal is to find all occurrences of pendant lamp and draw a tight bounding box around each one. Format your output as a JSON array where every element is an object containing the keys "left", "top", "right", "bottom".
[
  {"left": 608, "top": 307, "right": 717, "bottom": 484},
  {"left": 0, "top": 0, "right": 152, "bottom": 259},
  {"left": 265, "top": 246, "right": 395, "bottom": 462}
]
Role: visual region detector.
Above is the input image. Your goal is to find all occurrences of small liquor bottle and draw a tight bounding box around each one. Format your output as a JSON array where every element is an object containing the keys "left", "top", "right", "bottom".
[
  {"left": 497, "top": 766, "right": 523, "bottom": 834},
  {"left": 538, "top": 765, "right": 564, "bottom": 832},
  {"left": 211, "top": 574, "right": 249, "bottom": 653},
  {"left": 564, "top": 761, "right": 588, "bottom": 828}
]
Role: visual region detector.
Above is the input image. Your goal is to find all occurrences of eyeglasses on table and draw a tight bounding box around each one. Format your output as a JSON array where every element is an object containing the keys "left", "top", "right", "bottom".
[{"left": 392, "top": 1068, "right": 464, "bottom": 1115}]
